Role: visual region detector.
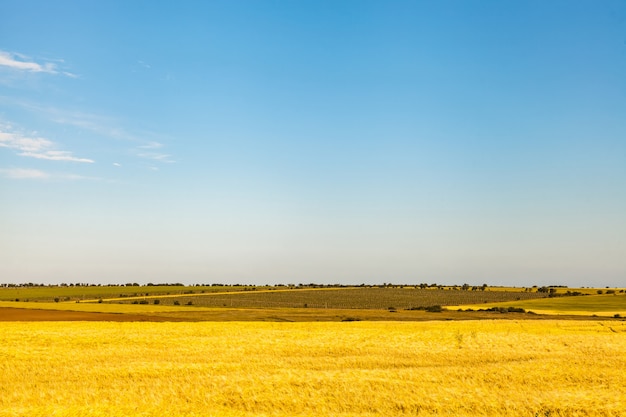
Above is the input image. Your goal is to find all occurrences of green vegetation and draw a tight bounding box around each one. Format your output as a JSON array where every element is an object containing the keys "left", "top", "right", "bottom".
[
  {"left": 2, "top": 284, "right": 624, "bottom": 319},
  {"left": 104, "top": 287, "right": 547, "bottom": 309},
  {"left": 455, "top": 293, "right": 626, "bottom": 316},
  {"left": 0, "top": 284, "right": 257, "bottom": 302}
]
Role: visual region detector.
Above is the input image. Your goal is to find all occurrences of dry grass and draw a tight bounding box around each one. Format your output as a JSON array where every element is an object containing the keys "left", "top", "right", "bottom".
[{"left": 1, "top": 320, "right": 625, "bottom": 416}]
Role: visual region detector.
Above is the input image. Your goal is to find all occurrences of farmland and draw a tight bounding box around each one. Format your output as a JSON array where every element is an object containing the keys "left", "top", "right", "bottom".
[
  {"left": 1, "top": 320, "right": 625, "bottom": 417},
  {"left": 2, "top": 285, "right": 625, "bottom": 416},
  {"left": 2, "top": 285, "right": 625, "bottom": 321},
  {"left": 454, "top": 292, "right": 626, "bottom": 317},
  {"left": 103, "top": 286, "right": 548, "bottom": 309},
  {"left": 0, "top": 284, "right": 253, "bottom": 302}
]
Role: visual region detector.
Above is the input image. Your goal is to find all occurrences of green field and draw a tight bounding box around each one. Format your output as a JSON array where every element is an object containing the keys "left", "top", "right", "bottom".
[
  {"left": 100, "top": 287, "right": 548, "bottom": 309},
  {"left": 455, "top": 293, "right": 626, "bottom": 317},
  {"left": 0, "top": 284, "right": 255, "bottom": 302},
  {"left": 2, "top": 285, "right": 624, "bottom": 320}
]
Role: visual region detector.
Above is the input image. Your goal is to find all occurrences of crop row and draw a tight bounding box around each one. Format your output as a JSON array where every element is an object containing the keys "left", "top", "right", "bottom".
[{"left": 113, "top": 288, "right": 547, "bottom": 309}]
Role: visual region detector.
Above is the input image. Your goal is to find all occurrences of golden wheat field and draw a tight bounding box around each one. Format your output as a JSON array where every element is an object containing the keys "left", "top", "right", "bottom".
[{"left": 1, "top": 320, "right": 625, "bottom": 417}]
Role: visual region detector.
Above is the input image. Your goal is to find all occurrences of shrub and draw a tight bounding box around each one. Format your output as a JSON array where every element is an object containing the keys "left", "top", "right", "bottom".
[
  {"left": 153, "top": 299, "right": 160, "bottom": 305},
  {"left": 425, "top": 305, "right": 443, "bottom": 313},
  {"left": 173, "top": 300, "right": 180, "bottom": 305},
  {"left": 54, "top": 298, "right": 60, "bottom": 303}
]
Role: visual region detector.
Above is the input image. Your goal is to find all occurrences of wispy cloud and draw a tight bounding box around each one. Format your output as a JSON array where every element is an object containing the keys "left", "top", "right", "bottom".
[
  {"left": 138, "top": 141, "right": 163, "bottom": 149},
  {"left": 0, "top": 168, "right": 50, "bottom": 179},
  {"left": 2, "top": 100, "right": 176, "bottom": 166},
  {"left": 18, "top": 104, "right": 139, "bottom": 142},
  {"left": 0, "top": 123, "right": 94, "bottom": 163},
  {"left": 0, "top": 167, "right": 101, "bottom": 181},
  {"left": 18, "top": 150, "right": 94, "bottom": 163},
  {"left": 137, "top": 152, "right": 175, "bottom": 163},
  {"left": 0, "top": 50, "right": 76, "bottom": 77},
  {"left": 137, "top": 141, "right": 175, "bottom": 163}
]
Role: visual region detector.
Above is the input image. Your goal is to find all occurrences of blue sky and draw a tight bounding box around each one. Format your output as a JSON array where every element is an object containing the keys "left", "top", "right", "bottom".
[{"left": 1, "top": 1, "right": 625, "bottom": 287}]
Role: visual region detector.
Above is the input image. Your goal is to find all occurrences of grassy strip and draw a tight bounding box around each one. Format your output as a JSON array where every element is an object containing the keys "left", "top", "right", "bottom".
[{"left": 452, "top": 293, "right": 626, "bottom": 317}]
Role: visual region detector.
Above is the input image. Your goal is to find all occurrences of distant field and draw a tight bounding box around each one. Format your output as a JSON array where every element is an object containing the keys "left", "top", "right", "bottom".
[
  {"left": 0, "top": 285, "right": 254, "bottom": 302},
  {"left": 2, "top": 286, "right": 623, "bottom": 320},
  {"left": 103, "top": 287, "right": 547, "bottom": 309},
  {"left": 455, "top": 293, "right": 626, "bottom": 317},
  {"left": 1, "top": 320, "right": 624, "bottom": 417}
]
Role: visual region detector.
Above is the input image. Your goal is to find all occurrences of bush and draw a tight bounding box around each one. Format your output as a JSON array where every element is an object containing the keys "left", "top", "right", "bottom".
[
  {"left": 153, "top": 299, "right": 160, "bottom": 305},
  {"left": 54, "top": 298, "right": 60, "bottom": 303},
  {"left": 173, "top": 300, "right": 180, "bottom": 305},
  {"left": 425, "top": 305, "right": 443, "bottom": 313}
]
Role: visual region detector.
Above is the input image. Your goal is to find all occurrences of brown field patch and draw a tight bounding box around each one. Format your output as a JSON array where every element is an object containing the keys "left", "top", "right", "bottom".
[
  {"left": 0, "top": 307, "right": 181, "bottom": 322},
  {"left": 2, "top": 306, "right": 621, "bottom": 323}
]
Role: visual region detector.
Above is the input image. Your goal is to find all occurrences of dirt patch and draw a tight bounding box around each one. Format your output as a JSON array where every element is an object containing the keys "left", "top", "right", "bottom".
[{"left": 0, "top": 307, "right": 183, "bottom": 322}]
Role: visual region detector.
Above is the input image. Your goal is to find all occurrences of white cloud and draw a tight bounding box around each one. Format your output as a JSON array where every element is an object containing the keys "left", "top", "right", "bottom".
[
  {"left": 0, "top": 131, "right": 52, "bottom": 152},
  {"left": 0, "top": 168, "right": 100, "bottom": 181},
  {"left": 137, "top": 152, "right": 175, "bottom": 163},
  {"left": 0, "top": 50, "right": 74, "bottom": 75},
  {"left": 0, "top": 124, "right": 94, "bottom": 163},
  {"left": 0, "top": 168, "right": 50, "bottom": 179},
  {"left": 18, "top": 150, "right": 94, "bottom": 163},
  {"left": 113, "top": 162, "right": 122, "bottom": 167},
  {"left": 138, "top": 141, "right": 163, "bottom": 149}
]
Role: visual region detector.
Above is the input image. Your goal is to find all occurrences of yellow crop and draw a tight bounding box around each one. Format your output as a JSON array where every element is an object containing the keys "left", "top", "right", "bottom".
[{"left": 1, "top": 320, "right": 624, "bottom": 416}]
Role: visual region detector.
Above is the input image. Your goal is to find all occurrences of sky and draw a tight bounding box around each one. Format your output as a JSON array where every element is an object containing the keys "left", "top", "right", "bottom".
[{"left": 1, "top": 1, "right": 625, "bottom": 287}]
